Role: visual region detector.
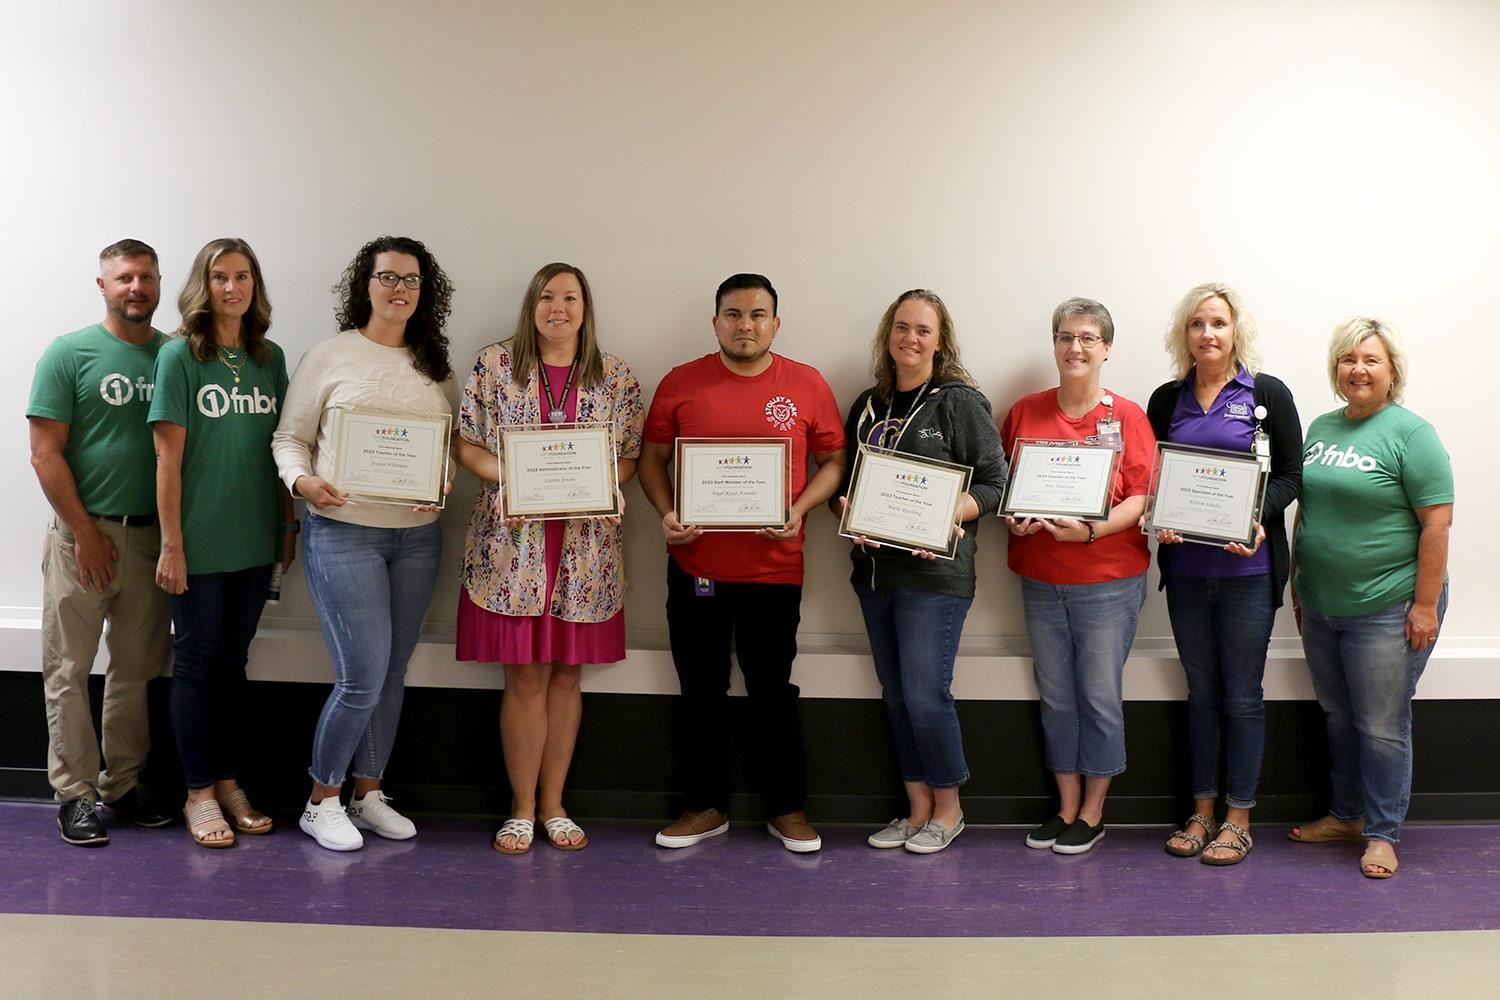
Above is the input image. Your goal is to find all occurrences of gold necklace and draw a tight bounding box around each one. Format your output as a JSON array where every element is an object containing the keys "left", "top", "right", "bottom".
[{"left": 218, "top": 347, "right": 246, "bottom": 384}]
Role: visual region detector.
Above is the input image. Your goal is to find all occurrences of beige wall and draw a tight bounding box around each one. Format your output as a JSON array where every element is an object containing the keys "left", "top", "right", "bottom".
[{"left": 5, "top": 1, "right": 1495, "bottom": 651}]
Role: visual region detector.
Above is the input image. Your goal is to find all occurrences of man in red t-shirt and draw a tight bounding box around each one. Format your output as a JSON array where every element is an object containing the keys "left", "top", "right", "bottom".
[{"left": 639, "top": 273, "right": 846, "bottom": 853}]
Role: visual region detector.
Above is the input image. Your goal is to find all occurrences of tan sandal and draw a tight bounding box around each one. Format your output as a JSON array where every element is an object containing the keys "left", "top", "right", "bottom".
[
  {"left": 184, "top": 799, "right": 235, "bottom": 849},
  {"left": 1361, "top": 840, "right": 1398, "bottom": 879},
  {"left": 1165, "top": 813, "right": 1219, "bottom": 857},
  {"left": 218, "top": 788, "right": 273, "bottom": 835},
  {"left": 1287, "top": 815, "right": 1364, "bottom": 843}
]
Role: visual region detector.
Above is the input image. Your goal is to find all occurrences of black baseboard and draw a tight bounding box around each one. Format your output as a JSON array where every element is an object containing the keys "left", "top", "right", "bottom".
[{"left": 2, "top": 671, "right": 1498, "bottom": 825}]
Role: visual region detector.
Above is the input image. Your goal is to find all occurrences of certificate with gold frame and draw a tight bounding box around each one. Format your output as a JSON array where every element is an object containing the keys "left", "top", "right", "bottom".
[
  {"left": 500, "top": 422, "right": 620, "bottom": 520},
  {"left": 674, "top": 437, "right": 792, "bottom": 531},
  {"left": 839, "top": 445, "right": 971, "bottom": 559},
  {"left": 332, "top": 406, "right": 451, "bottom": 507}
]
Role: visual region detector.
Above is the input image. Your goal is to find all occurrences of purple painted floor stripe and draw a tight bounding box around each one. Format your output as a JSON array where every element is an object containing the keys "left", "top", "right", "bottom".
[{"left": 3, "top": 802, "right": 1498, "bottom": 937}]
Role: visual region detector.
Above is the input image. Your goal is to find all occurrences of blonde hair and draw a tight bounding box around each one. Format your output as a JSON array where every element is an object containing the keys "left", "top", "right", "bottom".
[
  {"left": 1163, "top": 282, "right": 1261, "bottom": 379},
  {"left": 1327, "top": 317, "right": 1408, "bottom": 404},
  {"left": 870, "top": 289, "right": 974, "bottom": 400}
]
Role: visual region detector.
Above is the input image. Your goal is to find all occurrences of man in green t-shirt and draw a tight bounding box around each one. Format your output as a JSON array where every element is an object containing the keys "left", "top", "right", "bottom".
[{"left": 26, "top": 239, "right": 175, "bottom": 847}]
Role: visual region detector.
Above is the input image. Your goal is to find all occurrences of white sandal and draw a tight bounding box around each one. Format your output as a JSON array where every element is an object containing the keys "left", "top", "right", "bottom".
[
  {"left": 541, "top": 815, "right": 588, "bottom": 851},
  {"left": 493, "top": 818, "right": 533, "bottom": 855}
]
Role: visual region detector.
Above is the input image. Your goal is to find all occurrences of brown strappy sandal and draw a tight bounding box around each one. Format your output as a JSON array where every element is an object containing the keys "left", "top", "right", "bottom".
[{"left": 1165, "top": 813, "right": 1219, "bottom": 857}]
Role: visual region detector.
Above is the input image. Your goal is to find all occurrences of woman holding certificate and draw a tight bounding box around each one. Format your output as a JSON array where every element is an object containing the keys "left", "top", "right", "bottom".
[
  {"left": 1146, "top": 283, "right": 1303, "bottom": 866},
  {"left": 837, "top": 290, "right": 1007, "bottom": 855},
  {"left": 272, "top": 236, "right": 458, "bottom": 853},
  {"left": 1000, "top": 298, "right": 1155, "bottom": 856},
  {"left": 454, "top": 262, "right": 643, "bottom": 855},
  {"left": 1289, "top": 318, "right": 1452, "bottom": 879},
  {"left": 151, "top": 238, "right": 290, "bottom": 848}
]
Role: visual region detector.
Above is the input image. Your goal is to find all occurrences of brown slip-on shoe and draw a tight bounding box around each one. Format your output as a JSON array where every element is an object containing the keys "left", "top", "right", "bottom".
[
  {"left": 655, "top": 808, "right": 729, "bottom": 849},
  {"left": 767, "top": 810, "right": 822, "bottom": 853}
]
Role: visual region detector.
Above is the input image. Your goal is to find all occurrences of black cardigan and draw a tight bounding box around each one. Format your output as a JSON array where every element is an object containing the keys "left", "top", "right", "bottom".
[{"left": 1145, "top": 372, "right": 1303, "bottom": 609}]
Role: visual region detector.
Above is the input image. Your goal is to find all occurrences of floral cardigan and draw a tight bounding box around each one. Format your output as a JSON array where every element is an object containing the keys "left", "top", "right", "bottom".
[{"left": 459, "top": 343, "right": 644, "bottom": 622}]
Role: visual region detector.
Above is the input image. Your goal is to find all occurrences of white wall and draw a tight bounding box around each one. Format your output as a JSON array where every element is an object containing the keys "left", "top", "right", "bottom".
[{"left": 5, "top": 2, "right": 1496, "bottom": 669}]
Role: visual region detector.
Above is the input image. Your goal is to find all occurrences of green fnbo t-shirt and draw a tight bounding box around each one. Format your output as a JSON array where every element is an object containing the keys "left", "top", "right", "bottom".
[
  {"left": 27, "top": 324, "right": 167, "bottom": 515},
  {"left": 148, "top": 337, "right": 289, "bottom": 575},
  {"left": 1294, "top": 404, "right": 1454, "bottom": 617}
]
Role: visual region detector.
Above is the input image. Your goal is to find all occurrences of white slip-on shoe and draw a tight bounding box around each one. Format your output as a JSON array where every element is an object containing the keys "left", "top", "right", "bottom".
[{"left": 299, "top": 796, "right": 364, "bottom": 852}]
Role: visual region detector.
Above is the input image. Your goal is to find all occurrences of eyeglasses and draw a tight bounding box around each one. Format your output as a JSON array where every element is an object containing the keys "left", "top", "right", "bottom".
[
  {"left": 373, "top": 271, "right": 423, "bottom": 289},
  {"left": 1053, "top": 333, "right": 1104, "bottom": 348}
]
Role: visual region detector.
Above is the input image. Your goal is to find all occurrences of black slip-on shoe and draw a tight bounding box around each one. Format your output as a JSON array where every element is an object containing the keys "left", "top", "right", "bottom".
[{"left": 1051, "top": 818, "right": 1106, "bottom": 855}]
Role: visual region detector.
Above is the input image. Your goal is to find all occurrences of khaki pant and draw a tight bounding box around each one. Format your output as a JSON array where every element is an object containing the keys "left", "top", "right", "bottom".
[{"left": 40, "top": 517, "right": 171, "bottom": 803}]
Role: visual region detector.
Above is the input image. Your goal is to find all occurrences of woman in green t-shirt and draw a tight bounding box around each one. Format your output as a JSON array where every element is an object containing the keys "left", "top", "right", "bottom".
[
  {"left": 1288, "top": 318, "right": 1453, "bottom": 879},
  {"left": 151, "top": 237, "right": 292, "bottom": 849}
]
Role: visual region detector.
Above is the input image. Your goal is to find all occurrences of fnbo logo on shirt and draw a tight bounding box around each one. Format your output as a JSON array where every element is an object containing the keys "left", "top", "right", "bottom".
[
  {"left": 99, "top": 373, "right": 153, "bottom": 406},
  {"left": 764, "top": 395, "right": 798, "bottom": 431},
  {"left": 1303, "top": 441, "right": 1378, "bottom": 471},
  {"left": 196, "top": 384, "right": 279, "bottom": 418}
]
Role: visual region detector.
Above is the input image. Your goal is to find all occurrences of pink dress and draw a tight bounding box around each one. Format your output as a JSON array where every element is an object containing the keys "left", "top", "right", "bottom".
[{"left": 455, "top": 362, "right": 626, "bottom": 666}]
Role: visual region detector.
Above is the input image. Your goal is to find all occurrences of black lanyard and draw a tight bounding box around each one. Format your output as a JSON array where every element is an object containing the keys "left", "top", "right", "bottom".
[{"left": 538, "top": 352, "right": 580, "bottom": 424}]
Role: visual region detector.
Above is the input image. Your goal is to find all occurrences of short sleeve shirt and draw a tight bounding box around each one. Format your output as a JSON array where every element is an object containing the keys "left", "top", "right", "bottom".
[
  {"left": 998, "top": 388, "right": 1154, "bottom": 584},
  {"left": 27, "top": 324, "right": 167, "bottom": 515},
  {"left": 1294, "top": 404, "right": 1453, "bottom": 616},
  {"left": 643, "top": 352, "right": 845, "bottom": 585},
  {"left": 149, "top": 337, "right": 289, "bottom": 575}
]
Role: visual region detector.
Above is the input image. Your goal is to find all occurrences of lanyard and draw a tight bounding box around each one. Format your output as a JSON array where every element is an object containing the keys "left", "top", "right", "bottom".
[
  {"left": 880, "top": 379, "right": 932, "bottom": 450},
  {"left": 538, "top": 352, "right": 580, "bottom": 424}
]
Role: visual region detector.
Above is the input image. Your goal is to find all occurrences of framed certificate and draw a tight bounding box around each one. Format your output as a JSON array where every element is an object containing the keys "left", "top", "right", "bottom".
[
  {"left": 839, "top": 445, "right": 972, "bottom": 559},
  {"left": 675, "top": 437, "right": 791, "bottom": 530},
  {"left": 1000, "top": 438, "right": 1117, "bottom": 522},
  {"left": 500, "top": 422, "right": 620, "bottom": 520},
  {"left": 1146, "top": 442, "right": 1266, "bottom": 546},
  {"left": 332, "top": 406, "right": 451, "bottom": 507}
]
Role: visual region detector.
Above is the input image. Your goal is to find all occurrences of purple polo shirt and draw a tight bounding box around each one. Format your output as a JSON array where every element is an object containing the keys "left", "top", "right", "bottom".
[{"left": 1160, "top": 366, "right": 1270, "bottom": 578}]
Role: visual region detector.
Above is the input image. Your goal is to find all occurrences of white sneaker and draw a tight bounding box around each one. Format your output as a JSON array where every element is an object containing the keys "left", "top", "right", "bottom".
[
  {"left": 299, "top": 796, "right": 364, "bottom": 852},
  {"left": 347, "top": 790, "right": 416, "bottom": 840}
]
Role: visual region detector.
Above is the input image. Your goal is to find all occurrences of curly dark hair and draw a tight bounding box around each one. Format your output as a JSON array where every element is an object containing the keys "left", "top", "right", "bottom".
[{"left": 333, "top": 235, "right": 453, "bottom": 382}]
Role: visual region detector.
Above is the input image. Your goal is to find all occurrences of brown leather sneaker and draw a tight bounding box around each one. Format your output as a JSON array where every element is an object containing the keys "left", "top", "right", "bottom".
[
  {"left": 655, "top": 808, "right": 729, "bottom": 849},
  {"left": 767, "top": 810, "right": 822, "bottom": 853}
]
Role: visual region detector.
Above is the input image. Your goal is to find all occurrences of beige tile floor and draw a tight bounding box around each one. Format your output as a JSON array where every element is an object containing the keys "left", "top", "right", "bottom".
[{"left": 3, "top": 914, "right": 1498, "bottom": 999}]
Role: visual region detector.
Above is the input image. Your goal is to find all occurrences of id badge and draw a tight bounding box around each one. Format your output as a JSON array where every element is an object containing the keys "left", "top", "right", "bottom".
[
  {"left": 694, "top": 576, "right": 715, "bottom": 597},
  {"left": 1253, "top": 430, "right": 1271, "bottom": 471},
  {"left": 1095, "top": 419, "right": 1123, "bottom": 448}
]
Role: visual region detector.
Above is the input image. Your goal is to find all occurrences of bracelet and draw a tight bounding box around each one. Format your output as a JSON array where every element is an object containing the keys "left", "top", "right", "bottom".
[{"left": 1086, "top": 522, "right": 1096, "bottom": 544}]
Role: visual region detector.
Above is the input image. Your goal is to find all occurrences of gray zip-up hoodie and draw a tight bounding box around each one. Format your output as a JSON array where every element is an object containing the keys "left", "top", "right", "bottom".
[{"left": 839, "top": 380, "right": 1008, "bottom": 597}]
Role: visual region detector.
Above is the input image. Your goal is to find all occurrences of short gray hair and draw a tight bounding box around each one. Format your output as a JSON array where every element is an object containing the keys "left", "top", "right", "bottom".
[
  {"left": 1327, "top": 317, "right": 1409, "bottom": 404},
  {"left": 1052, "top": 297, "right": 1114, "bottom": 344}
]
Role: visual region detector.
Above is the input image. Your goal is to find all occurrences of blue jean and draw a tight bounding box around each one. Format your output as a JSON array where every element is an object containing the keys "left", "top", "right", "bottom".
[
  {"left": 169, "top": 564, "right": 274, "bottom": 789},
  {"left": 856, "top": 587, "right": 973, "bottom": 788},
  {"left": 303, "top": 515, "right": 442, "bottom": 786},
  {"left": 1164, "top": 574, "right": 1274, "bottom": 809},
  {"left": 1300, "top": 586, "right": 1447, "bottom": 845},
  {"left": 1021, "top": 574, "right": 1147, "bottom": 777}
]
